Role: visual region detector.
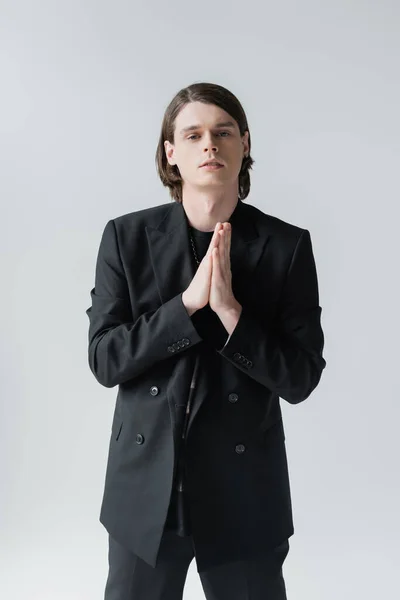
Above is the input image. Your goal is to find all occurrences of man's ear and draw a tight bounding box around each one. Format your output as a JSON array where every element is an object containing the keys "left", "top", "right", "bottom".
[{"left": 164, "top": 140, "right": 176, "bottom": 165}]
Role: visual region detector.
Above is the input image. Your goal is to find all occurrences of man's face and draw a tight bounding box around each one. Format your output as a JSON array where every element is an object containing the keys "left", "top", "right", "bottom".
[{"left": 164, "top": 101, "right": 249, "bottom": 192}]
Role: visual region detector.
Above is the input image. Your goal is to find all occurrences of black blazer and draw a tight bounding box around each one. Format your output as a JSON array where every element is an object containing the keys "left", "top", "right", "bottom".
[{"left": 85, "top": 199, "right": 326, "bottom": 572}]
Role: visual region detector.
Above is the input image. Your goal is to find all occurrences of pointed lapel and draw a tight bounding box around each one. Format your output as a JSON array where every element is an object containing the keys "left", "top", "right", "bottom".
[{"left": 145, "top": 202, "right": 196, "bottom": 306}]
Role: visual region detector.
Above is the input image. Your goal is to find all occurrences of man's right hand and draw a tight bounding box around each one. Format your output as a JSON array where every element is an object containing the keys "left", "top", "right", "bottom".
[{"left": 182, "top": 221, "right": 224, "bottom": 316}]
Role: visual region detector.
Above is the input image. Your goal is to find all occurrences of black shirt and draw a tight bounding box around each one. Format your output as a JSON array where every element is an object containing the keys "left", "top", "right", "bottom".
[{"left": 164, "top": 224, "right": 229, "bottom": 535}]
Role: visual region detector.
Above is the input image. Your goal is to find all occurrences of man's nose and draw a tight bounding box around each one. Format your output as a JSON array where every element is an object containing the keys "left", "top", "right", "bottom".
[{"left": 203, "top": 135, "right": 218, "bottom": 152}]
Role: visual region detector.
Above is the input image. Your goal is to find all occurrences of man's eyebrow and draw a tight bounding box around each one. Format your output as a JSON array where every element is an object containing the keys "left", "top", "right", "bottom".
[{"left": 179, "top": 121, "right": 236, "bottom": 136}]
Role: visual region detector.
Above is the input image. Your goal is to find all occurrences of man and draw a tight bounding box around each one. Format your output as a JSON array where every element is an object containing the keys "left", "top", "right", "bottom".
[{"left": 86, "top": 82, "right": 326, "bottom": 599}]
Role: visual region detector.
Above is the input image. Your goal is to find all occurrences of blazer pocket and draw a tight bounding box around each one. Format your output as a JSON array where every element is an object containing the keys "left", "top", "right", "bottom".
[{"left": 263, "top": 417, "right": 285, "bottom": 444}]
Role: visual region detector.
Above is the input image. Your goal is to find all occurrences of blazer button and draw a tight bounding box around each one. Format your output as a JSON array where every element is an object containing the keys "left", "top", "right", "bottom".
[
  {"left": 167, "top": 346, "right": 175, "bottom": 353},
  {"left": 228, "top": 393, "right": 238, "bottom": 403},
  {"left": 233, "top": 352, "right": 241, "bottom": 361},
  {"left": 136, "top": 434, "right": 144, "bottom": 444},
  {"left": 182, "top": 338, "right": 190, "bottom": 346},
  {"left": 235, "top": 444, "right": 246, "bottom": 454},
  {"left": 150, "top": 386, "right": 159, "bottom": 396}
]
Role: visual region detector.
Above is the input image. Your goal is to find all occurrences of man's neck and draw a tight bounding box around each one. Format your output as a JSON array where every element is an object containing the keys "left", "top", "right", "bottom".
[{"left": 181, "top": 188, "right": 239, "bottom": 232}]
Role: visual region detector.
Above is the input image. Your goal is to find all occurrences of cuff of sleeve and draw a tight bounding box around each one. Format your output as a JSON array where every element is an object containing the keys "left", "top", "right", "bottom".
[
  {"left": 163, "top": 293, "right": 204, "bottom": 351},
  {"left": 221, "top": 332, "right": 232, "bottom": 349},
  {"left": 217, "top": 304, "right": 256, "bottom": 363}
]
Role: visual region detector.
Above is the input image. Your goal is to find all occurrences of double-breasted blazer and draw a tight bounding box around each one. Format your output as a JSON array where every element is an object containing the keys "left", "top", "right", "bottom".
[{"left": 85, "top": 198, "right": 326, "bottom": 573}]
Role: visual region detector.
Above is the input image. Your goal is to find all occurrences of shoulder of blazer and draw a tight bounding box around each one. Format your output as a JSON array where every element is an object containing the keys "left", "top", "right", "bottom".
[
  {"left": 111, "top": 202, "right": 172, "bottom": 230},
  {"left": 107, "top": 203, "right": 174, "bottom": 250},
  {"left": 243, "top": 202, "right": 308, "bottom": 250}
]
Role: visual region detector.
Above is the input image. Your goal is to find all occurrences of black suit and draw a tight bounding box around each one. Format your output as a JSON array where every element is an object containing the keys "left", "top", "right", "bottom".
[{"left": 85, "top": 199, "right": 326, "bottom": 575}]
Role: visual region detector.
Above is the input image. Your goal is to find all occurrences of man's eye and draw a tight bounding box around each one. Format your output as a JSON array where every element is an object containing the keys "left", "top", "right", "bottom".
[{"left": 187, "top": 132, "right": 230, "bottom": 140}]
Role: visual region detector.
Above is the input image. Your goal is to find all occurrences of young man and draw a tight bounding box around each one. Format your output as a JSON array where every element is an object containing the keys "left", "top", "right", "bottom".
[{"left": 86, "top": 82, "right": 326, "bottom": 599}]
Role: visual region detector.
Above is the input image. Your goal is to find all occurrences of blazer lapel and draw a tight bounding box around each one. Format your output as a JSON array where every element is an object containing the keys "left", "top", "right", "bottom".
[{"left": 145, "top": 201, "right": 196, "bottom": 306}]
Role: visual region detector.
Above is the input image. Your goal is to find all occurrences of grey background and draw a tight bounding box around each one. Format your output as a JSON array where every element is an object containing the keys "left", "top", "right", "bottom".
[{"left": 1, "top": 1, "right": 399, "bottom": 598}]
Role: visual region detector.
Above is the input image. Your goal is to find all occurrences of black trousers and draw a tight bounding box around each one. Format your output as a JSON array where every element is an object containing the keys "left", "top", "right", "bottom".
[{"left": 104, "top": 529, "right": 290, "bottom": 600}]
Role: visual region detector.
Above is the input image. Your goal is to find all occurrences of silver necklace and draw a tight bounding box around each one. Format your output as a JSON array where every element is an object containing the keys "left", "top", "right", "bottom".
[{"left": 189, "top": 232, "right": 200, "bottom": 265}]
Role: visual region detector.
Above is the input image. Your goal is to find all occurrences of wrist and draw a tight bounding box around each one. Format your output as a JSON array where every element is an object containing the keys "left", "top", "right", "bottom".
[
  {"left": 216, "top": 302, "right": 242, "bottom": 335},
  {"left": 181, "top": 291, "right": 197, "bottom": 316}
]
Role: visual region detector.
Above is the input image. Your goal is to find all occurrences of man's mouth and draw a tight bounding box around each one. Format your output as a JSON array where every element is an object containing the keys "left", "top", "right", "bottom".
[{"left": 200, "top": 162, "right": 224, "bottom": 170}]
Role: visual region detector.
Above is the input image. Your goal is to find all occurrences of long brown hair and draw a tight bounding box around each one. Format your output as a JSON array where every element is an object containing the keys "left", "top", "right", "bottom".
[{"left": 155, "top": 82, "right": 255, "bottom": 203}]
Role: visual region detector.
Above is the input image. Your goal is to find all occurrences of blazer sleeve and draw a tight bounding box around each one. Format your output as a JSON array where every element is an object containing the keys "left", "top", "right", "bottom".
[
  {"left": 85, "top": 219, "right": 203, "bottom": 388},
  {"left": 218, "top": 228, "right": 326, "bottom": 404}
]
